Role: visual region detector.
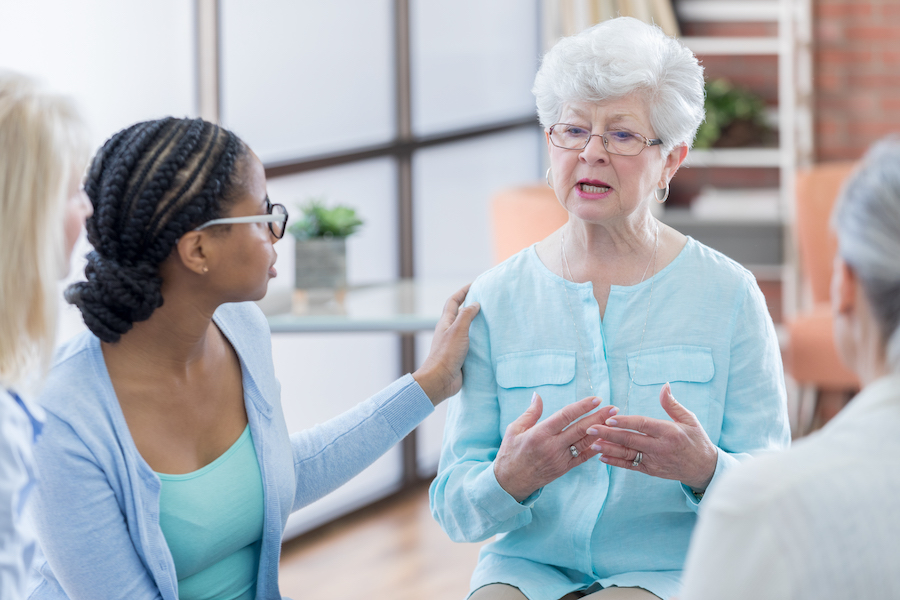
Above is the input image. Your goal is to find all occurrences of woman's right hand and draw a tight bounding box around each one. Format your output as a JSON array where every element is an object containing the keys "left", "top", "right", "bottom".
[{"left": 494, "top": 393, "right": 615, "bottom": 502}]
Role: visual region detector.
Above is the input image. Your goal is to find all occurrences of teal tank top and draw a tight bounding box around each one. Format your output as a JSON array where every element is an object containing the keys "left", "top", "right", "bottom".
[{"left": 157, "top": 425, "right": 264, "bottom": 600}]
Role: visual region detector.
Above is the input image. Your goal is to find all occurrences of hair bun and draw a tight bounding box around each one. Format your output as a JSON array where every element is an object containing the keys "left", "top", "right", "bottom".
[{"left": 64, "top": 251, "right": 163, "bottom": 343}]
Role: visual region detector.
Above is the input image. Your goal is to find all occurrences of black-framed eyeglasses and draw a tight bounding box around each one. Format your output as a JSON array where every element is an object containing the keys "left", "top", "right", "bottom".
[
  {"left": 548, "top": 123, "right": 663, "bottom": 156},
  {"left": 193, "top": 197, "right": 289, "bottom": 239}
]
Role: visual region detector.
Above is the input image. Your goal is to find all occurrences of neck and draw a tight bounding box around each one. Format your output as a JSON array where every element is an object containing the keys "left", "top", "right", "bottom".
[
  {"left": 102, "top": 286, "right": 221, "bottom": 375},
  {"left": 564, "top": 208, "right": 658, "bottom": 261},
  {"left": 855, "top": 341, "right": 891, "bottom": 387}
]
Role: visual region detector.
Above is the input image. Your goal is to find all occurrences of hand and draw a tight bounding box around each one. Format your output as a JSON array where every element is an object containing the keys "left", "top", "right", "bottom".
[
  {"left": 412, "top": 284, "right": 480, "bottom": 406},
  {"left": 494, "top": 393, "right": 616, "bottom": 502},
  {"left": 590, "top": 383, "right": 718, "bottom": 491}
]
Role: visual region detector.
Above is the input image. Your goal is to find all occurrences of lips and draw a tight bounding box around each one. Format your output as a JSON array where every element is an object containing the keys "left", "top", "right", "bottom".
[{"left": 578, "top": 179, "right": 612, "bottom": 194}]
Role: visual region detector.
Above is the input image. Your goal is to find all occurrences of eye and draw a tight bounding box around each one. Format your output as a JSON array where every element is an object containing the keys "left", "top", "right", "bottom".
[
  {"left": 607, "top": 131, "right": 635, "bottom": 141},
  {"left": 563, "top": 125, "right": 590, "bottom": 136}
]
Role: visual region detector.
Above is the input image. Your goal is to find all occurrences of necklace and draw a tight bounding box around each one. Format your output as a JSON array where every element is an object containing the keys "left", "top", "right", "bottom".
[{"left": 559, "top": 222, "right": 659, "bottom": 414}]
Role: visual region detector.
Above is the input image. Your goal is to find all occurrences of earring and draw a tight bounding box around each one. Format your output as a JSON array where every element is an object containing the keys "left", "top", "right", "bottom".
[
  {"left": 546, "top": 167, "right": 554, "bottom": 188},
  {"left": 202, "top": 265, "right": 209, "bottom": 274},
  {"left": 655, "top": 183, "right": 669, "bottom": 203}
]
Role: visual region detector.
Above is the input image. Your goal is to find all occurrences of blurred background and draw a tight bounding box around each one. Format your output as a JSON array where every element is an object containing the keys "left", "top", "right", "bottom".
[{"left": 2, "top": 0, "right": 898, "bottom": 597}]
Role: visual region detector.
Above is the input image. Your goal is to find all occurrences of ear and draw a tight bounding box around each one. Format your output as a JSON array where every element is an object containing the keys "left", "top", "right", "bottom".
[
  {"left": 175, "top": 231, "right": 210, "bottom": 275},
  {"left": 661, "top": 144, "right": 689, "bottom": 185},
  {"left": 831, "top": 256, "right": 858, "bottom": 316}
]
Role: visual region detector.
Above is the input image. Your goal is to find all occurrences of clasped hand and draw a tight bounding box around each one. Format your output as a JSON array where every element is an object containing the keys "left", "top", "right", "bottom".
[{"left": 494, "top": 393, "right": 615, "bottom": 502}]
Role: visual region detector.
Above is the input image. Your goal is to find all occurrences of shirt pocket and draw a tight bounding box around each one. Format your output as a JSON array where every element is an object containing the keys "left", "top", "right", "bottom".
[
  {"left": 626, "top": 345, "right": 714, "bottom": 429},
  {"left": 495, "top": 350, "right": 577, "bottom": 433}
]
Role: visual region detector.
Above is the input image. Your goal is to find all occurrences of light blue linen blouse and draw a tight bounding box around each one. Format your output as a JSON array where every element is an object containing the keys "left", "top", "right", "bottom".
[
  {"left": 430, "top": 238, "right": 791, "bottom": 600},
  {"left": 28, "top": 301, "right": 434, "bottom": 600}
]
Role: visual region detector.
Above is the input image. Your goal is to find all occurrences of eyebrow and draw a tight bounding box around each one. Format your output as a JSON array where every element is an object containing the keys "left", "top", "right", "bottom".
[{"left": 563, "top": 108, "right": 641, "bottom": 127}]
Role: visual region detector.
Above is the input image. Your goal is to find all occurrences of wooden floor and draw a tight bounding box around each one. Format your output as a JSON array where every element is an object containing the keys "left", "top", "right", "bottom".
[{"left": 279, "top": 483, "right": 487, "bottom": 600}]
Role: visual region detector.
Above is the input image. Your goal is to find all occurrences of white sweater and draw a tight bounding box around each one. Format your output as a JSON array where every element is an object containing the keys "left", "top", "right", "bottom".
[{"left": 680, "top": 373, "right": 900, "bottom": 600}]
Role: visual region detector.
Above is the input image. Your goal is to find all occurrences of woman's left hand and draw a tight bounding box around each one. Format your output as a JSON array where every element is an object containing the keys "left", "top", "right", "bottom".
[
  {"left": 413, "top": 284, "right": 480, "bottom": 406},
  {"left": 589, "top": 383, "right": 718, "bottom": 491}
]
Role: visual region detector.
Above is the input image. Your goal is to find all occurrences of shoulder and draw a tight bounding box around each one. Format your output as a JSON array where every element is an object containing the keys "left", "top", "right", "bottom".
[
  {"left": 704, "top": 432, "right": 836, "bottom": 516},
  {"left": 39, "top": 331, "right": 106, "bottom": 415},
  {"left": 467, "top": 246, "right": 549, "bottom": 306},
  {"left": 667, "top": 238, "right": 767, "bottom": 320},
  {"left": 213, "top": 302, "right": 271, "bottom": 352},
  {"left": 677, "top": 237, "right": 758, "bottom": 291}
]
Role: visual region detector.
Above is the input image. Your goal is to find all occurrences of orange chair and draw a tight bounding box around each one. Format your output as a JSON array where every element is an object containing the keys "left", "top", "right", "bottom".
[
  {"left": 787, "top": 161, "right": 860, "bottom": 433},
  {"left": 491, "top": 185, "right": 568, "bottom": 264}
]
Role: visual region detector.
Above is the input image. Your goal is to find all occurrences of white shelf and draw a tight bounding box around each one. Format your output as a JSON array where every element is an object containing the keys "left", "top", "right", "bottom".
[
  {"left": 676, "top": 1, "right": 781, "bottom": 22},
  {"left": 681, "top": 36, "right": 780, "bottom": 55},
  {"left": 684, "top": 148, "right": 782, "bottom": 168}
]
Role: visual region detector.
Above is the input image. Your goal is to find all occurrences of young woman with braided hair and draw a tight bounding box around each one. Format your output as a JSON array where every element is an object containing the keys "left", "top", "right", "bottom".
[
  {"left": 0, "top": 71, "right": 92, "bottom": 600},
  {"left": 28, "top": 117, "right": 478, "bottom": 600}
]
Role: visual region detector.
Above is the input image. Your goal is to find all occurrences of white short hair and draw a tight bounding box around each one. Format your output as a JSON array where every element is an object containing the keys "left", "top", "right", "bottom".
[
  {"left": 832, "top": 135, "right": 900, "bottom": 373},
  {"left": 533, "top": 17, "right": 705, "bottom": 152}
]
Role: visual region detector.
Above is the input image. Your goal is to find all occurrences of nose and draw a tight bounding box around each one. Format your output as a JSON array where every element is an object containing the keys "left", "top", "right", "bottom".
[{"left": 579, "top": 134, "right": 610, "bottom": 164}]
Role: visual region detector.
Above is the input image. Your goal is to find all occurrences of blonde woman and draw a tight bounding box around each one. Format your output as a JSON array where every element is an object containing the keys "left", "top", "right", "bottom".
[{"left": 0, "top": 72, "right": 92, "bottom": 598}]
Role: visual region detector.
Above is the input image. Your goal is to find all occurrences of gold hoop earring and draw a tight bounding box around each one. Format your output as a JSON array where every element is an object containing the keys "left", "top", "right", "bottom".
[
  {"left": 655, "top": 183, "right": 669, "bottom": 203},
  {"left": 546, "top": 167, "right": 554, "bottom": 188}
]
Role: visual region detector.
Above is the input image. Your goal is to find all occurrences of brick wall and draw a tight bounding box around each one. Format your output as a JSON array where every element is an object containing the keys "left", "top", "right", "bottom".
[{"left": 814, "top": 0, "right": 900, "bottom": 161}]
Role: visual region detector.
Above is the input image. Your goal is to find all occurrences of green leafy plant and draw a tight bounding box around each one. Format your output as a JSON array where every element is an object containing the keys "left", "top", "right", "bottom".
[
  {"left": 694, "top": 78, "right": 772, "bottom": 149},
  {"left": 288, "top": 198, "right": 364, "bottom": 240}
]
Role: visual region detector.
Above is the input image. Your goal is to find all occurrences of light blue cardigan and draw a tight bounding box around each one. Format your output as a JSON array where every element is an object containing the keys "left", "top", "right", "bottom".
[
  {"left": 29, "top": 301, "right": 433, "bottom": 600},
  {"left": 430, "top": 239, "right": 791, "bottom": 600}
]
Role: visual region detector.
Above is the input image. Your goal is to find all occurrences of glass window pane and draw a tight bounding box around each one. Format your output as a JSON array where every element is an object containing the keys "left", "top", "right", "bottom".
[
  {"left": 411, "top": 0, "right": 539, "bottom": 136},
  {"left": 0, "top": 0, "right": 195, "bottom": 147},
  {"left": 264, "top": 157, "right": 398, "bottom": 293},
  {"left": 273, "top": 332, "right": 402, "bottom": 539},
  {"left": 220, "top": 1, "right": 395, "bottom": 164},
  {"left": 413, "top": 128, "right": 544, "bottom": 280}
]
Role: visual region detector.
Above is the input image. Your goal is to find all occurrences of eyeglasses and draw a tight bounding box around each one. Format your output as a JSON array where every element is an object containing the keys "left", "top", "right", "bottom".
[
  {"left": 548, "top": 123, "right": 663, "bottom": 156},
  {"left": 194, "top": 197, "right": 289, "bottom": 239}
]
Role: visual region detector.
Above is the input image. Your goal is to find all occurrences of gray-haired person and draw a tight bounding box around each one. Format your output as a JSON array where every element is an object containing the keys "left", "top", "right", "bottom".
[
  {"left": 430, "top": 17, "right": 790, "bottom": 600},
  {"left": 681, "top": 136, "right": 900, "bottom": 599}
]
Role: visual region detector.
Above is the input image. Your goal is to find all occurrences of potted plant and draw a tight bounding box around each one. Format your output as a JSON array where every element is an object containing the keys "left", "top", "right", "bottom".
[
  {"left": 289, "top": 199, "right": 363, "bottom": 309},
  {"left": 694, "top": 78, "right": 776, "bottom": 149}
]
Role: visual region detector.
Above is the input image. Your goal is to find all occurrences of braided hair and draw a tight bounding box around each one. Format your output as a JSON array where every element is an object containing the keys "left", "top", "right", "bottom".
[{"left": 65, "top": 118, "right": 248, "bottom": 343}]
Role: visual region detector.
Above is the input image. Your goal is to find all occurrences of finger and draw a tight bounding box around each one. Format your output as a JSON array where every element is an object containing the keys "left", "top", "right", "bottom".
[
  {"left": 602, "top": 412, "right": 664, "bottom": 437},
  {"left": 589, "top": 423, "right": 652, "bottom": 453},
  {"left": 599, "top": 450, "right": 644, "bottom": 471},
  {"left": 507, "top": 392, "right": 544, "bottom": 436},
  {"left": 660, "top": 382, "right": 699, "bottom": 426},
  {"left": 589, "top": 438, "right": 630, "bottom": 459},
  {"left": 567, "top": 405, "right": 618, "bottom": 445},
  {"left": 452, "top": 301, "right": 480, "bottom": 330},
  {"left": 437, "top": 284, "right": 471, "bottom": 329},
  {"left": 542, "top": 396, "right": 603, "bottom": 433}
]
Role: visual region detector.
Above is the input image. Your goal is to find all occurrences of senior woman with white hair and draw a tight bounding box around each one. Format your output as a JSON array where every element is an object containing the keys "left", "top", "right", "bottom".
[
  {"left": 430, "top": 17, "right": 790, "bottom": 600},
  {"left": 680, "top": 136, "right": 900, "bottom": 599}
]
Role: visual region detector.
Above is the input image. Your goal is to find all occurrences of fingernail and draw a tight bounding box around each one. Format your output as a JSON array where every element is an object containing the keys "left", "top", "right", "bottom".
[
  {"left": 586, "top": 427, "right": 598, "bottom": 435},
  {"left": 591, "top": 444, "right": 602, "bottom": 452},
  {"left": 591, "top": 397, "right": 601, "bottom": 405},
  {"left": 600, "top": 456, "right": 609, "bottom": 463},
  {"left": 606, "top": 418, "right": 618, "bottom": 426},
  {"left": 608, "top": 406, "right": 618, "bottom": 416},
  {"left": 531, "top": 392, "right": 537, "bottom": 404}
]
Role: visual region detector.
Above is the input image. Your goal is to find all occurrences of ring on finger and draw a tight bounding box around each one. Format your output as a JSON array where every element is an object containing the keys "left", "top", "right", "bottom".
[
  {"left": 632, "top": 451, "right": 643, "bottom": 467},
  {"left": 569, "top": 445, "right": 579, "bottom": 458}
]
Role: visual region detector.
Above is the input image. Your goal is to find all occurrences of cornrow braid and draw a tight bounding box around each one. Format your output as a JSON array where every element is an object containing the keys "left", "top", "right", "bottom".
[{"left": 66, "top": 118, "right": 248, "bottom": 343}]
